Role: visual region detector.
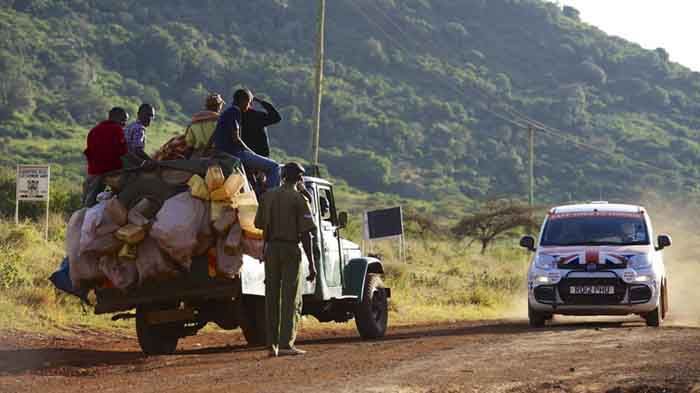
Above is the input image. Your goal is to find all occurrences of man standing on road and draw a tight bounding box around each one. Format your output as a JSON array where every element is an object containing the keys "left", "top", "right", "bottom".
[
  {"left": 213, "top": 95, "right": 280, "bottom": 189},
  {"left": 235, "top": 89, "right": 282, "bottom": 158},
  {"left": 255, "top": 162, "right": 318, "bottom": 357},
  {"left": 83, "top": 107, "right": 129, "bottom": 205},
  {"left": 124, "top": 103, "right": 155, "bottom": 156}
]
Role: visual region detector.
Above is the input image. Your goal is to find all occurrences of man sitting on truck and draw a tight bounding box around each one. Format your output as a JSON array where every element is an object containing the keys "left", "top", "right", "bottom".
[
  {"left": 83, "top": 107, "right": 129, "bottom": 205},
  {"left": 185, "top": 93, "right": 225, "bottom": 153},
  {"left": 212, "top": 96, "right": 280, "bottom": 190},
  {"left": 124, "top": 103, "right": 155, "bottom": 158},
  {"left": 235, "top": 88, "right": 282, "bottom": 158}
]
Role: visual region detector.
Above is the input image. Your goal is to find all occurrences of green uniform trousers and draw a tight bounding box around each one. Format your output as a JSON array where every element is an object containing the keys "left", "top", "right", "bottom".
[{"left": 264, "top": 241, "right": 303, "bottom": 350}]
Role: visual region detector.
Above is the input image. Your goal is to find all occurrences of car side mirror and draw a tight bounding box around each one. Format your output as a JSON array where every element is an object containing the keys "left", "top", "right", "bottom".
[
  {"left": 520, "top": 235, "right": 536, "bottom": 252},
  {"left": 657, "top": 234, "right": 671, "bottom": 250},
  {"left": 338, "top": 211, "right": 348, "bottom": 229}
]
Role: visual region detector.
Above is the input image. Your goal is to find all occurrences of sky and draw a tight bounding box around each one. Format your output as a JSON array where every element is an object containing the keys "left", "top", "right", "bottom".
[{"left": 559, "top": 1, "right": 700, "bottom": 71}]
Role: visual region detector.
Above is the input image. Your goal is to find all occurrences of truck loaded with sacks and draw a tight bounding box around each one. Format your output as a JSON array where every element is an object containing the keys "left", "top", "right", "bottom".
[{"left": 66, "top": 153, "right": 390, "bottom": 355}]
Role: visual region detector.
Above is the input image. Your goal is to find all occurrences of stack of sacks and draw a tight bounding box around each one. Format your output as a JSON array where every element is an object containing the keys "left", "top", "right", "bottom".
[
  {"left": 69, "top": 197, "right": 139, "bottom": 291},
  {"left": 186, "top": 165, "right": 253, "bottom": 278},
  {"left": 65, "top": 164, "right": 266, "bottom": 292}
]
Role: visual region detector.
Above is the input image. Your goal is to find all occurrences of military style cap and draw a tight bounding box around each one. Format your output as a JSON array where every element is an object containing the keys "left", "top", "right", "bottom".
[{"left": 283, "top": 162, "right": 305, "bottom": 176}]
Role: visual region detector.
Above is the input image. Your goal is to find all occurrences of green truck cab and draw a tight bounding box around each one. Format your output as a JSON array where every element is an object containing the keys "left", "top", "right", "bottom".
[{"left": 94, "top": 176, "right": 390, "bottom": 355}]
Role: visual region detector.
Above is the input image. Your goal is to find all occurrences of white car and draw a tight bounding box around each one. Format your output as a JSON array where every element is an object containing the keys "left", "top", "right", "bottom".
[{"left": 520, "top": 202, "right": 671, "bottom": 327}]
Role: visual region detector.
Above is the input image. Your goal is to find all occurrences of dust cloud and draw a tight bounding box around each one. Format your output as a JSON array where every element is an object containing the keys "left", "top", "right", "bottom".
[{"left": 644, "top": 198, "right": 700, "bottom": 326}]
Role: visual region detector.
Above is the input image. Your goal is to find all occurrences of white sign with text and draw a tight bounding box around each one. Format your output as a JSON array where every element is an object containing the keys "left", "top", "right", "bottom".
[{"left": 16, "top": 165, "right": 50, "bottom": 201}]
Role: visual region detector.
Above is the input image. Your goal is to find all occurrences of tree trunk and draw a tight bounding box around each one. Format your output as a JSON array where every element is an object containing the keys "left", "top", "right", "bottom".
[{"left": 480, "top": 239, "right": 489, "bottom": 254}]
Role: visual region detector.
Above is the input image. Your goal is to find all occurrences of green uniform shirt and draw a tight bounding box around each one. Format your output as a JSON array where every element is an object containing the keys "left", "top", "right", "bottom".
[{"left": 255, "top": 182, "right": 317, "bottom": 242}]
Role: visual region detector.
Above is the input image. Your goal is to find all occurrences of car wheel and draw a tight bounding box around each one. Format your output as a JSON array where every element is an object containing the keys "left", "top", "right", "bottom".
[
  {"left": 355, "top": 274, "right": 388, "bottom": 339},
  {"left": 644, "top": 285, "right": 666, "bottom": 327},
  {"left": 661, "top": 281, "right": 669, "bottom": 319},
  {"left": 528, "top": 302, "right": 547, "bottom": 328}
]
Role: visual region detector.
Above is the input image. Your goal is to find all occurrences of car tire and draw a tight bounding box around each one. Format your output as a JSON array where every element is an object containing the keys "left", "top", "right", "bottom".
[
  {"left": 355, "top": 274, "right": 388, "bottom": 339},
  {"left": 528, "top": 302, "right": 547, "bottom": 328},
  {"left": 661, "top": 281, "right": 669, "bottom": 320},
  {"left": 645, "top": 283, "right": 666, "bottom": 327},
  {"left": 239, "top": 295, "right": 267, "bottom": 346},
  {"left": 135, "top": 305, "right": 181, "bottom": 356}
]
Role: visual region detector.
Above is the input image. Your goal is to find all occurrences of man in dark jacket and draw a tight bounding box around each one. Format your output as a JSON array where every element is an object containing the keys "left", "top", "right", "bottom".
[
  {"left": 235, "top": 89, "right": 281, "bottom": 157},
  {"left": 213, "top": 101, "right": 280, "bottom": 190}
]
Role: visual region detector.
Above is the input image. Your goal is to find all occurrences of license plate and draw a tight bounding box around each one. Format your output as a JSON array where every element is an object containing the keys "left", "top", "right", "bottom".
[{"left": 569, "top": 285, "right": 615, "bottom": 295}]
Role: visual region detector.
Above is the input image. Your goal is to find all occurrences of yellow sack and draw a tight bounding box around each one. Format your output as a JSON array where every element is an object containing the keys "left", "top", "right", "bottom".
[
  {"left": 206, "top": 165, "right": 225, "bottom": 192},
  {"left": 187, "top": 174, "right": 209, "bottom": 200},
  {"left": 210, "top": 187, "right": 231, "bottom": 201},
  {"left": 238, "top": 204, "right": 262, "bottom": 237},
  {"left": 118, "top": 243, "right": 137, "bottom": 260},
  {"left": 115, "top": 224, "right": 146, "bottom": 245},
  {"left": 224, "top": 169, "right": 246, "bottom": 198}
]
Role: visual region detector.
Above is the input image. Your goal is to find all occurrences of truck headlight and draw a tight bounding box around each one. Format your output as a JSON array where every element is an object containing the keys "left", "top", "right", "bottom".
[
  {"left": 535, "top": 255, "right": 555, "bottom": 270},
  {"left": 630, "top": 254, "right": 652, "bottom": 270}
]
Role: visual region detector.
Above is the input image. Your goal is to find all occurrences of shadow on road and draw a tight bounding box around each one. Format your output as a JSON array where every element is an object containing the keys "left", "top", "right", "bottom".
[{"left": 0, "top": 347, "right": 145, "bottom": 376}]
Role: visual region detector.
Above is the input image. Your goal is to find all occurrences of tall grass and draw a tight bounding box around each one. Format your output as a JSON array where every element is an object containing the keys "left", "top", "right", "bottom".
[
  {"left": 366, "top": 236, "right": 530, "bottom": 324},
  {"left": 0, "top": 216, "right": 130, "bottom": 333}
]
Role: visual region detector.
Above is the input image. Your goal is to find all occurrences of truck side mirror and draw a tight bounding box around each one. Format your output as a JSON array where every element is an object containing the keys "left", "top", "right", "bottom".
[
  {"left": 656, "top": 234, "right": 672, "bottom": 250},
  {"left": 338, "top": 211, "right": 348, "bottom": 229},
  {"left": 520, "top": 235, "right": 536, "bottom": 252}
]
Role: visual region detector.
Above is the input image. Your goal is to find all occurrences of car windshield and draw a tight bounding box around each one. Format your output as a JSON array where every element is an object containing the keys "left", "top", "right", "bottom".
[{"left": 540, "top": 212, "right": 649, "bottom": 246}]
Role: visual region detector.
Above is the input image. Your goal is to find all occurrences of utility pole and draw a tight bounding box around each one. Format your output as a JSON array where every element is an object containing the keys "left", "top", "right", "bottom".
[
  {"left": 528, "top": 126, "right": 535, "bottom": 207},
  {"left": 310, "top": 0, "right": 326, "bottom": 175}
]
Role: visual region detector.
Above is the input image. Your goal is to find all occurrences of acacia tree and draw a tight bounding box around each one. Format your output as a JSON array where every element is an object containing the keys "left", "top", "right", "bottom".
[{"left": 452, "top": 200, "right": 539, "bottom": 254}]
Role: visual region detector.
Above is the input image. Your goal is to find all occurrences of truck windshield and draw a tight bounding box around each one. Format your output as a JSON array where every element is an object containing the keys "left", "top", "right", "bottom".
[{"left": 540, "top": 213, "right": 649, "bottom": 246}]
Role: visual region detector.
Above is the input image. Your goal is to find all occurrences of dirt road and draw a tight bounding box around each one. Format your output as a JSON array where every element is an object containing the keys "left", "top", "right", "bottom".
[{"left": 1, "top": 317, "right": 699, "bottom": 393}]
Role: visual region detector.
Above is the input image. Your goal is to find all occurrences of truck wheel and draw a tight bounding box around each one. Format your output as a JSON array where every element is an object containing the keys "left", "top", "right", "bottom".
[
  {"left": 355, "top": 274, "right": 388, "bottom": 339},
  {"left": 528, "top": 302, "right": 547, "bottom": 328},
  {"left": 135, "top": 305, "right": 180, "bottom": 355},
  {"left": 239, "top": 295, "right": 266, "bottom": 346}
]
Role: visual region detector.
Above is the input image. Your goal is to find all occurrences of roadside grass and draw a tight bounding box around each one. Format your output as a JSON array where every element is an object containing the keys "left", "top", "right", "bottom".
[
  {"left": 0, "top": 214, "right": 530, "bottom": 336},
  {"left": 0, "top": 217, "right": 132, "bottom": 333},
  {"left": 369, "top": 236, "right": 529, "bottom": 324}
]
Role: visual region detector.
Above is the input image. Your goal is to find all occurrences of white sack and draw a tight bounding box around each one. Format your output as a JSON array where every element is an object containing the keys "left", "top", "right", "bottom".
[{"left": 150, "top": 192, "right": 206, "bottom": 268}]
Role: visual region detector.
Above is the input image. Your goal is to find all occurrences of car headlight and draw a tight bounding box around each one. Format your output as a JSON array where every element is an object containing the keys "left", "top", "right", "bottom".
[
  {"left": 630, "top": 254, "right": 652, "bottom": 270},
  {"left": 534, "top": 255, "right": 555, "bottom": 270}
]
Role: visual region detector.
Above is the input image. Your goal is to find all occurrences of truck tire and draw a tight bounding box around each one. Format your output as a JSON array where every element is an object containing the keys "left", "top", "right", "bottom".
[
  {"left": 354, "top": 274, "right": 388, "bottom": 339},
  {"left": 239, "top": 295, "right": 266, "bottom": 346},
  {"left": 528, "top": 302, "right": 547, "bottom": 328},
  {"left": 135, "top": 305, "right": 180, "bottom": 355}
]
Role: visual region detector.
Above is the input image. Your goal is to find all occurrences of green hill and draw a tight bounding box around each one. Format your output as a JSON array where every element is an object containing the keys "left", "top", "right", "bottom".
[{"left": 2, "top": 0, "right": 700, "bottom": 212}]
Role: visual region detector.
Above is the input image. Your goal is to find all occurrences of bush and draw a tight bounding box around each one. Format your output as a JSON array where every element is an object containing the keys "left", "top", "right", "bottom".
[{"left": 0, "top": 248, "right": 30, "bottom": 289}]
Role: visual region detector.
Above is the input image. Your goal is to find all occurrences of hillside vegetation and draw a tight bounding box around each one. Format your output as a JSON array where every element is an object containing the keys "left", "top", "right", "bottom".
[{"left": 2, "top": 0, "right": 700, "bottom": 210}]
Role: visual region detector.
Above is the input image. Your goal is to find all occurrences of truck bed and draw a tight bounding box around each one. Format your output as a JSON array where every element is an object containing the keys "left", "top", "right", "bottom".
[{"left": 94, "top": 257, "right": 240, "bottom": 314}]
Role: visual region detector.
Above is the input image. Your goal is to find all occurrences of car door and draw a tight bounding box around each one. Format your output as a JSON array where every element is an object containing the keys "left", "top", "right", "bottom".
[{"left": 317, "top": 185, "right": 342, "bottom": 288}]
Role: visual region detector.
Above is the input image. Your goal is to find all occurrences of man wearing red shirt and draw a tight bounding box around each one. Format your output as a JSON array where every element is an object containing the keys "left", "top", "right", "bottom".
[{"left": 83, "top": 107, "right": 128, "bottom": 205}]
